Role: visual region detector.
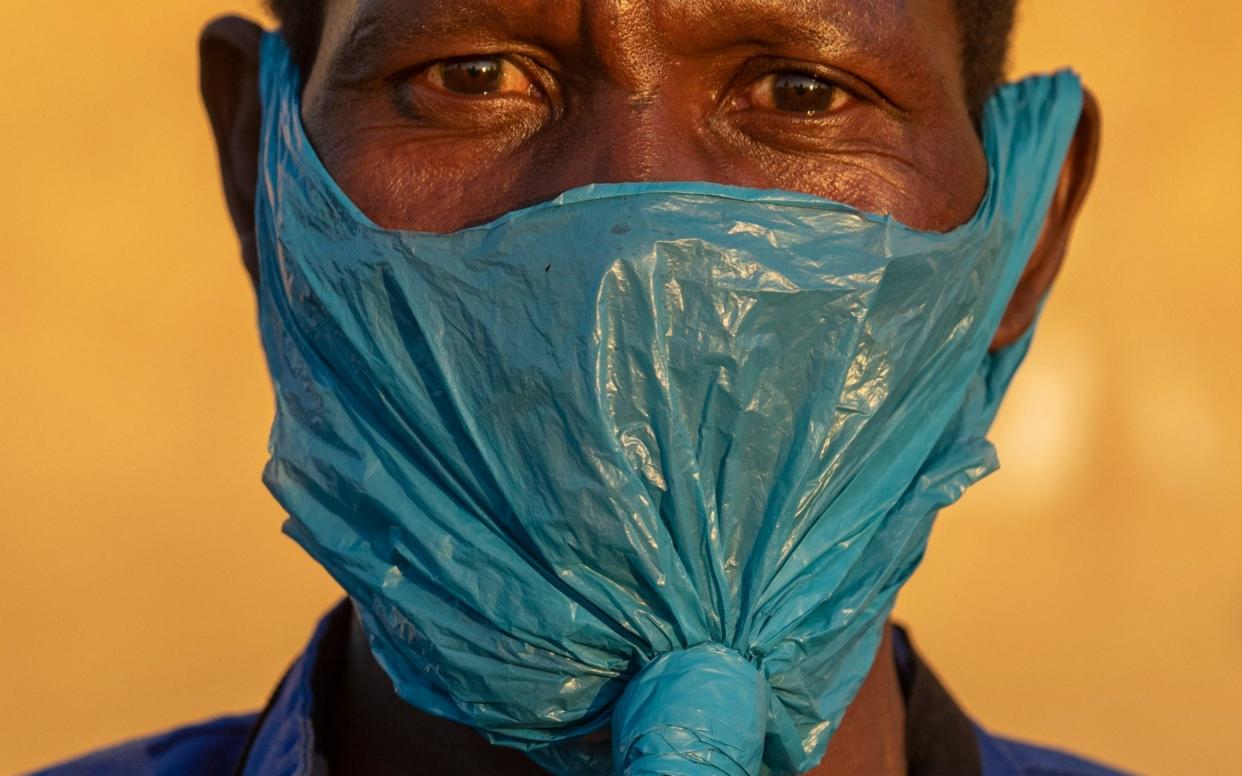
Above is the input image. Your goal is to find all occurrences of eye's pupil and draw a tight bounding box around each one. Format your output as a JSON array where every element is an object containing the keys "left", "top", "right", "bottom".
[
  {"left": 440, "top": 58, "right": 504, "bottom": 95},
  {"left": 771, "top": 73, "right": 835, "bottom": 114}
]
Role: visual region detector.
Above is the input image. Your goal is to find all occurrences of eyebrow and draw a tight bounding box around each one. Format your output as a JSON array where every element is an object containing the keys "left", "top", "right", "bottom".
[
  {"left": 325, "top": 0, "right": 935, "bottom": 103},
  {"left": 660, "top": 0, "right": 934, "bottom": 98},
  {"left": 326, "top": 0, "right": 570, "bottom": 86},
  {"left": 663, "top": 0, "right": 893, "bottom": 50}
]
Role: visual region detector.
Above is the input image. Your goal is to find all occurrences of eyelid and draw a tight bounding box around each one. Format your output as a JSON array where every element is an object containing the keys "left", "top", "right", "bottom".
[
  {"left": 387, "top": 52, "right": 562, "bottom": 131},
  {"left": 724, "top": 57, "right": 884, "bottom": 114},
  {"left": 423, "top": 57, "right": 524, "bottom": 96},
  {"left": 391, "top": 52, "right": 555, "bottom": 101},
  {"left": 744, "top": 72, "right": 849, "bottom": 114}
]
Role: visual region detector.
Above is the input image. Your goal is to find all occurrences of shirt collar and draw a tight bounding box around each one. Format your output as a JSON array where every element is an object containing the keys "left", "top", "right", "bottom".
[
  {"left": 233, "top": 599, "right": 351, "bottom": 776},
  {"left": 234, "top": 600, "right": 983, "bottom": 776}
]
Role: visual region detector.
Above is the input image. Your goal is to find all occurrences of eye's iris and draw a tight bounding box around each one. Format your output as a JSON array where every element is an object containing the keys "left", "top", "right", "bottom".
[
  {"left": 771, "top": 73, "right": 836, "bottom": 114},
  {"left": 439, "top": 57, "right": 505, "bottom": 95}
]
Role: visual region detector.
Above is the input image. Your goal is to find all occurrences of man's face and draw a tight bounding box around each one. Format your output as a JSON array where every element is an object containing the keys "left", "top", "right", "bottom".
[{"left": 299, "top": 0, "right": 987, "bottom": 235}]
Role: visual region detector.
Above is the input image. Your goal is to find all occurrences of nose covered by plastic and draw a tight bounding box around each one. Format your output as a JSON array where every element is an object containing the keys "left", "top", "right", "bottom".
[{"left": 255, "top": 32, "right": 1083, "bottom": 776}]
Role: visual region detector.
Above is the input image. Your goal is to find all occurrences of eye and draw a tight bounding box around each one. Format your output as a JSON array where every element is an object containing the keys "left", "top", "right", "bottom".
[
  {"left": 424, "top": 56, "right": 537, "bottom": 97},
  {"left": 741, "top": 72, "right": 848, "bottom": 115}
]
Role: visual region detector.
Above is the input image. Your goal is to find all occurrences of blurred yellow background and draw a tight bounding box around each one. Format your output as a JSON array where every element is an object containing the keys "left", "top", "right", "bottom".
[{"left": 2, "top": 1, "right": 1239, "bottom": 774}]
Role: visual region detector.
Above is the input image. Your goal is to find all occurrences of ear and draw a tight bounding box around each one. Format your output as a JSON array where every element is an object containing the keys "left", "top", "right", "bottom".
[
  {"left": 200, "top": 16, "right": 265, "bottom": 290},
  {"left": 990, "top": 87, "right": 1102, "bottom": 351}
]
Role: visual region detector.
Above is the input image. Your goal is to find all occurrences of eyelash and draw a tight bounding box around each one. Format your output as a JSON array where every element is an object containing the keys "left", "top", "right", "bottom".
[
  {"left": 730, "top": 58, "right": 866, "bottom": 110},
  {"left": 395, "top": 55, "right": 549, "bottom": 98}
]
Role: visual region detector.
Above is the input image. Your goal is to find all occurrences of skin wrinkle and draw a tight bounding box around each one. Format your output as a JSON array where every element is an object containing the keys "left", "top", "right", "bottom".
[
  {"left": 321, "top": 0, "right": 583, "bottom": 91},
  {"left": 302, "top": 0, "right": 986, "bottom": 236},
  {"left": 587, "top": 1, "right": 663, "bottom": 93},
  {"left": 659, "top": 0, "right": 939, "bottom": 110}
]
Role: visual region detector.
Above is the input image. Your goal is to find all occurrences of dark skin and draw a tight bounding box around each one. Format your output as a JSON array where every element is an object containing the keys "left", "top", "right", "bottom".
[{"left": 200, "top": 1, "right": 1100, "bottom": 773}]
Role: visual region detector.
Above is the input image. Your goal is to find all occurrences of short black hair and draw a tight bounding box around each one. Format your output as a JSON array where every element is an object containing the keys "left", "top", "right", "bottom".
[
  {"left": 956, "top": 0, "right": 1019, "bottom": 119},
  {"left": 266, "top": 0, "right": 1017, "bottom": 121}
]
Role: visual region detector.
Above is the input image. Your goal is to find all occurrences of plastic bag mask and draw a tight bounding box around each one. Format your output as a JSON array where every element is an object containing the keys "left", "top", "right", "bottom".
[{"left": 255, "top": 31, "right": 1083, "bottom": 776}]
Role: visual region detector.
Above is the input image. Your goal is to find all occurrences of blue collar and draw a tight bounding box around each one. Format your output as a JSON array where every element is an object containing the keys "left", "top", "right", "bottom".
[
  {"left": 230, "top": 600, "right": 1123, "bottom": 776},
  {"left": 234, "top": 600, "right": 351, "bottom": 776},
  {"left": 233, "top": 601, "right": 983, "bottom": 776}
]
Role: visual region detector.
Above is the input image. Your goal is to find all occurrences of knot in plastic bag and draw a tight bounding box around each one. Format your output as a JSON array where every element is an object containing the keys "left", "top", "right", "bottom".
[{"left": 611, "top": 643, "right": 769, "bottom": 775}]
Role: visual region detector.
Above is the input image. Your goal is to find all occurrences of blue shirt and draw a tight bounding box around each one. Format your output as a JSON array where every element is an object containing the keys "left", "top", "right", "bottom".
[{"left": 30, "top": 602, "right": 1132, "bottom": 776}]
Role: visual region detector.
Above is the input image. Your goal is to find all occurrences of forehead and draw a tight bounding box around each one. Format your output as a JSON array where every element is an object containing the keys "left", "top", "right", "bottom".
[
  {"left": 316, "top": 0, "right": 963, "bottom": 98},
  {"left": 325, "top": 0, "right": 937, "bottom": 35}
]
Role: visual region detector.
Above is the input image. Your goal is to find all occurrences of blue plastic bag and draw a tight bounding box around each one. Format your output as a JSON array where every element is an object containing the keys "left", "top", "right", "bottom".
[{"left": 255, "top": 31, "right": 1082, "bottom": 775}]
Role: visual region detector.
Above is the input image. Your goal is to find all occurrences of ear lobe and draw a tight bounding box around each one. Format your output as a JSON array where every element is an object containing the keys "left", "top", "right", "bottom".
[
  {"left": 990, "top": 87, "right": 1102, "bottom": 351},
  {"left": 200, "top": 16, "right": 266, "bottom": 289}
]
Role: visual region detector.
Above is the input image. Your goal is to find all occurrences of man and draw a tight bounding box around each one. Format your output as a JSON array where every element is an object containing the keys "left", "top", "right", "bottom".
[{"left": 35, "top": 1, "right": 1120, "bottom": 774}]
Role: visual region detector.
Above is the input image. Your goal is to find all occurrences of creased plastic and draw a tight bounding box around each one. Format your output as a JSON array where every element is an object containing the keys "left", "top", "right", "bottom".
[{"left": 254, "top": 31, "right": 1083, "bottom": 776}]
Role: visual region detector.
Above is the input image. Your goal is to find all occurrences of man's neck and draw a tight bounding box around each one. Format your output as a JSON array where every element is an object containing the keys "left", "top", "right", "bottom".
[
  {"left": 811, "top": 626, "right": 908, "bottom": 775},
  {"left": 325, "top": 613, "right": 906, "bottom": 775}
]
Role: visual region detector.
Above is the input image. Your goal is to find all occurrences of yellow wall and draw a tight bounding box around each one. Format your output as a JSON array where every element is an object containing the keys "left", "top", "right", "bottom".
[{"left": 2, "top": 2, "right": 1239, "bottom": 774}]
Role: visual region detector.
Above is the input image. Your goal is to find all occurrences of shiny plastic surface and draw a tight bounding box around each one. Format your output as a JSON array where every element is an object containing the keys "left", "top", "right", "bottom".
[
  {"left": 612, "top": 643, "right": 768, "bottom": 775},
  {"left": 255, "top": 32, "right": 1082, "bottom": 776}
]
